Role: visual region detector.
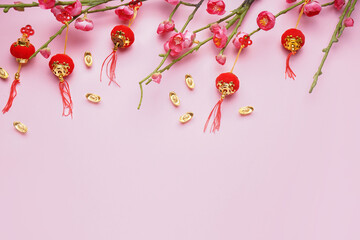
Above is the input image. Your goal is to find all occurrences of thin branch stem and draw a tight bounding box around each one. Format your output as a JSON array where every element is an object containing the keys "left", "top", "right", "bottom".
[{"left": 309, "top": 0, "right": 356, "bottom": 93}]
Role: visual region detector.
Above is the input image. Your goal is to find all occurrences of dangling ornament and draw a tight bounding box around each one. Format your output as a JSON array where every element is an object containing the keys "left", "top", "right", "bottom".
[
  {"left": 49, "top": 13, "right": 75, "bottom": 117},
  {"left": 2, "top": 25, "right": 35, "bottom": 114},
  {"left": 204, "top": 34, "right": 252, "bottom": 133},
  {"left": 49, "top": 53, "right": 75, "bottom": 117},
  {"left": 100, "top": 0, "right": 142, "bottom": 87},
  {"left": 281, "top": 0, "right": 309, "bottom": 80}
]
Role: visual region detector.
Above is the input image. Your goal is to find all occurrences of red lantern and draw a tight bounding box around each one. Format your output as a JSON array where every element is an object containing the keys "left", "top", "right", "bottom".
[
  {"left": 49, "top": 54, "right": 75, "bottom": 117},
  {"left": 204, "top": 72, "right": 240, "bottom": 133},
  {"left": 3, "top": 25, "right": 35, "bottom": 114},
  {"left": 100, "top": 25, "right": 135, "bottom": 87},
  {"left": 281, "top": 28, "right": 305, "bottom": 80},
  {"left": 100, "top": 0, "right": 142, "bottom": 87},
  {"left": 204, "top": 34, "right": 252, "bottom": 133}
]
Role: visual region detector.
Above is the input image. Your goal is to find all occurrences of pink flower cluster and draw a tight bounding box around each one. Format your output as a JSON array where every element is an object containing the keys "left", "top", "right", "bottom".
[
  {"left": 157, "top": 20, "right": 175, "bottom": 34},
  {"left": 115, "top": 6, "right": 135, "bottom": 21},
  {"left": 164, "top": 31, "right": 196, "bottom": 57},
  {"left": 210, "top": 24, "right": 228, "bottom": 48},
  {"left": 303, "top": 1, "right": 322, "bottom": 17},
  {"left": 206, "top": 0, "right": 226, "bottom": 15},
  {"left": 286, "top": 0, "right": 345, "bottom": 11}
]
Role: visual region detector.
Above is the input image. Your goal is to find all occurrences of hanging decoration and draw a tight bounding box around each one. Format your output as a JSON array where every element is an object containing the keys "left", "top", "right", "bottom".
[
  {"left": 49, "top": 13, "right": 75, "bottom": 117},
  {"left": 100, "top": 0, "right": 142, "bottom": 87},
  {"left": 204, "top": 34, "right": 252, "bottom": 133},
  {"left": 2, "top": 25, "right": 35, "bottom": 114},
  {"left": 281, "top": 0, "right": 309, "bottom": 80}
]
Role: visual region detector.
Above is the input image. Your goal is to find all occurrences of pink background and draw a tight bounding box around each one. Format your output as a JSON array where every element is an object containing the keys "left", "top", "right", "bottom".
[{"left": 1, "top": 0, "right": 360, "bottom": 239}]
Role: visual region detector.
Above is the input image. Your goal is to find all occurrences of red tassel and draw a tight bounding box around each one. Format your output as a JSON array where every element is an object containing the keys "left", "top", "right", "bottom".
[
  {"left": 100, "top": 50, "right": 120, "bottom": 87},
  {"left": 59, "top": 80, "right": 73, "bottom": 118},
  {"left": 2, "top": 79, "right": 20, "bottom": 114},
  {"left": 285, "top": 52, "right": 296, "bottom": 80},
  {"left": 204, "top": 98, "right": 224, "bottom": 133}
]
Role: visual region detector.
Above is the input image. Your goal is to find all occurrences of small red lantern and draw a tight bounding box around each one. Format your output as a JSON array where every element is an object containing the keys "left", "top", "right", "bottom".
[
  {"left": 281, "top": 28, "right": 305, "bottom": 80},
  {"left": 49, "top": 54, "right": 75, "bottom": 117},
  {"left": 204, "top": 72, "right": 240, "bottom": 133},
  {"left": 3, "top": 25, "right": 35, "bottom": 114},
  {"left": 204, "top": 34, "right": 252, "bottom": 133},
  {"left": 100, "top": 0, "right": 142, "bottom": 87},
  {"left": 100, "top": 25, "right": 135, "bottom": 87}
]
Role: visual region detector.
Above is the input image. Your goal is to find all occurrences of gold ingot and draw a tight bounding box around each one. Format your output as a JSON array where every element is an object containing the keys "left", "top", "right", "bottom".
[
  {"left": 185, "top": 74, "right": 195, "bottom": 89},
  {"left": 239, "top": 106, "right": 254, "bottom": 116},
  {"left": 84, "top": 51, "right": 93, "bottom": 67},
  {"left": 169, "top": 91, "right": 180, "bottom": 106},
  {"left": 0, "top": 67, "right": 9, "bottom": 79},
  {"left": 179, "top": 112, "right": 193, "bottom": 123},
  {"left": 13, "top": 121, "right": 28, "bottom": 133},
  {"left": 86, "top": 93, "right": 101, "bottom": 103}
]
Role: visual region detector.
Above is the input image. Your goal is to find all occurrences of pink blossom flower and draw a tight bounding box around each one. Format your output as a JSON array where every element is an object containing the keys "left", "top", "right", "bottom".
[
  {"left": 206, "top": 0, "right": 226, "bottom": 15},
  {"left": 64, "top": 0, "right": 82, "bottom": 16},
  {"left": 212, "top": 25, "right": 227, "bottom": 48},
  {"left": 157, "top": 20, "right": 175, "bottom": 34},
  {"left": 215, "top": 54, "right": 226, "bottom": 65},
  {"left": 183, "top": 30, "right": 196, "bottom": 48},
  {"left": 344, "top": 17, "right": 354, "bottom": 27},
  {"left": 40, "top": 47, "right": 51, "bottom": 59},
  {"left": 75, "top": 17, "right": 94, "bottom": 31},
  {"left": 115, "top": 6, "right": 134, "bottom": 21},
  {"left": 51, "top": 6, "right": 72, "bottom": 23},
  {"left": 334, "top": 0, "right": 345, "bottom": 10},
  {"left": 304, "top": 1, "right": 322, "bottom": 17},
  {"left": 151, "top": 73, "right": 162, "bottom": 84},
  {"left": 14, "top": 1, "right": 25, "bottom": 11},
  {"left": 286, "top": 0, "right": 297, "bottom": 3},
  {"left": 256, "top": 11, "right": 275, "bottom": 31},
  {"left": 210, "top": 23, "right": 221, "bottom": 33},
  {"left": 38, "top": 0, "right": 55, "bottom": 9},
  {"left": 168, "top": 33, "right": 185, "bottom": 53},
  {"left": 165, "top": 0, "right": 180, "bottom": 5},
  {"left": 233, "top": 32, "right": 248, "bottom": 49},
  {"left": 164, "top": 41, "right": 181, "bottom": 57}
]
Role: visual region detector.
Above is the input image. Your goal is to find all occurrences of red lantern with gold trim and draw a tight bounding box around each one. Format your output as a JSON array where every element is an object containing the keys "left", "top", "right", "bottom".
[
  {"left": 49, "top": 54, "right": 75, "bottom": 117},
  {"left": 281, "top": 28, "right": 305, "bottom": 80},
  {"left": 204, "top": 34, "right": 252, "bottom": 133},
  {"left": 100, "top": 0, "right": 141, "bottom": 87},
  {"left": 3, "top": 25, "right": 35, "bottom": 114}
]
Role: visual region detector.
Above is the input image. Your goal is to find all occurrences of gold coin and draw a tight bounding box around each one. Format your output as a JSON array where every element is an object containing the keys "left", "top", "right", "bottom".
[
  {"left": 169, "top": 91, "right": 180, "bottom": 106},
  {"left": 84, "top": 51, "right": 93, "bottom": 67},
  {"left": 179, "top": 112, "right": 194, "bottom": 123},
  {"left": 185, "top": 74, "right": 195, "bottom": 89},
  {"left": 0, "top": 67, "right": 9, "bottom": 79},
  {"left": 86, "top": 93, "right": 101, "bottom": 103},
  {"left": 239, "top": 106, "right": 254, "bottom": 115},
  {"left": 13, "top": 121, "right": 28, "bottom": 133}
]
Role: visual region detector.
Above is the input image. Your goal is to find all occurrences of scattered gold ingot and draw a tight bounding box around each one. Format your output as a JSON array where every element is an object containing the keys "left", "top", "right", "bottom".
[
  {"left": 179, "top": 112, "right": 194, "bottom": 123},
  {"left": 86, "top": 93, "right": 101, "bottom": 103},
  {"left": 169, "top": 91, "right": 180, "bottom": 106},
  {"left": 84, "top": 51, "right": 93, "bottom": 67},
  {"left": 185, "top": 74, "right": 195, "bottom": 89},
  {"left": 0, "top": 67, "right": 9, "bottom": 79},
  {"left": 239, "top": 106, "right": 254, "bottom": 116},
  {"left": 13, "top": 121, "right": 28, "bottom": 133}
]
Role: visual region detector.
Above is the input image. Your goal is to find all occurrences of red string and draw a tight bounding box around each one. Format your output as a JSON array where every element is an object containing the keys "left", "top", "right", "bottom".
[
  {"left": 59, "top": 80, "right": 73, "bottom": 118},
  {"left": 2, "top": 79, "right": 20, "bottom": 114},
  {"left": 203, "top": 98, "right": 224, "bottom": 133},
  {"left": 100, "top": 50, "right": 120, "bottom": 87},
  {"left": 285, "top": 52, "right": 296, "bottom": 80}
]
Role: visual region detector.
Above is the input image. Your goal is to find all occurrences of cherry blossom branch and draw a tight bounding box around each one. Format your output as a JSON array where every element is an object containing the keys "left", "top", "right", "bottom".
[
  {"left": 0, "top": 0, "right": 117, "bottom": 13},
  {"left": 309, "top": 0, "right": 356, "bottom": 93},
  {"left": 137, "top": 0, "right": 206, "bottom": 109},
  {"left": 29, "top": 0, "right": 146, "bottom": 60},
  {"left": 247, "top": 1, "right": 334, "bottom": 38}
]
